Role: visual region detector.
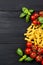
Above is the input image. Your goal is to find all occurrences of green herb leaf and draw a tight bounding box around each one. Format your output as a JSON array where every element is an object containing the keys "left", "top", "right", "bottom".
[
  {"left": 38, "top": 17, "right": 43, "bottom": 23},
  {"left": 22, "top": 7, "right": 29, "bottom": 14},
  {"left": 19, "top": 13, "right": 26, "bottom": 18},
  {"left": 29, "top": 9, "right": 34, "bottom": 13},
  {"left": 19, "top": 55, "right": 27, "bottom": 62},
  {"left": 28, "top": 11, "right": 31, "bottom": 15},
  {"left": 41, "top": 24, "right": 43, "bottom": 29},
  {"left": 26, "top": 14, "right": 30, "bottom": 22},
  {"left": 16, "top": 48, "right": 23, "bottom": 56},
  {"left": 25, "top": 57, "right": 33, "bottom": 62}
]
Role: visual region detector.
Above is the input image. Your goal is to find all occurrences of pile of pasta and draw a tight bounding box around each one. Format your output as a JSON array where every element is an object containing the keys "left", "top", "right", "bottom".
[{"left": 24, "top": 24, "right": 43, "bottom": 48}]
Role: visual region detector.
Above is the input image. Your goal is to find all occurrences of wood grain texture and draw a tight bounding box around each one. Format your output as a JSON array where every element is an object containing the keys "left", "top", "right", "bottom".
[
  {"left": 0, "top": 0, "right": 43, "bottom": 65},
  {"left": 0, "top": 0, "right": 43, "bottom": 10},
  {"left": 0, "top": 11, "right": 29, "bottom": 43}
]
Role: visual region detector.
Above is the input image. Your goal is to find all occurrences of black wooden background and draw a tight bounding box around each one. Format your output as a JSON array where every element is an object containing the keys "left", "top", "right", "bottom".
[{"left": 0, "top": 0, "right": 43, "bottom": 65}]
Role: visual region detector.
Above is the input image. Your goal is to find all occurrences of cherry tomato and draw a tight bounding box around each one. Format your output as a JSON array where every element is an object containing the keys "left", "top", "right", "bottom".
[
  {"left": 32, "top": 20, "right": 38, "bottom": 25},
  {"left": 30, "top": 52, "right": 36, "bottom": 59},
  {"left": 31, "top": 15, "right": 36, "bottom": 21},
  {"left": 25, "top": 48, "right": 31, "bottom": 55},
  {"left": 38, "top": 48, "right": 41, "bottom": 54},
  {"left": 39, "top": 11, "right": 43, "bottom": 17},
  {"left": 32, "top": 45, "right": 38, "bottom": 51},
  {"left": 36, "top": 55, "right": 42, "bottom": 62},
  {"left": 41, "top": 60, "right": 43, "bottom": 65},
  {"left": 33, "top": 13, "right": 39, "bottom": 18},
  {"left": 40, "top": 48, "right": 43, "bottom": 54},
  {"left": 26, "top": 42, "right": 32, "bottom": 48},
  {"left": 37, "top": 21, "right": 40, "bottom": 25},
  {"left": 38, "top": 48, "right": 43, "bottom": 54}
]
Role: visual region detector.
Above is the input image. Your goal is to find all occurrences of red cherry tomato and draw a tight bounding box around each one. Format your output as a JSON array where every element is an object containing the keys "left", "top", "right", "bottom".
[
  {"left": 37, "top": 21, "right": 40, "bottom": 25},
  {"left": 38, "top": 48, "right": 43, "bottom": 54},
  {"left": 32, "top": 20, "right": 38, "bottom": 25},
  {"left": 25, "top": 48, "right": 31, "bottom": 55},
  {"left": 32, "top": 45, "right": 38, "bottom": 51},
  {"left": 39, "top": 11, "right": 43, "bottom": 17},
  {"left": 26, "top": 42, "right": 32, "bottom": 48},
  {"left": 41, "top": 60, "right": 43, "bottom": 65},
  {"left": 30, "top": 52, "right": 36, "bottom": 59},
  {"left": 31, "top": 15, "right": 36, "bottom": 21},
  {"left": 40, "top": 48, "right": 43, "bottom": 54},
  {"left": 38, "top": 48, "right": 41, "bottom": 54},
  {"left": 36, "top": 55, "right": 42, "bottom": 62},
  {"left": 33, "top": 13, "right": 39, "bottom": 18}
]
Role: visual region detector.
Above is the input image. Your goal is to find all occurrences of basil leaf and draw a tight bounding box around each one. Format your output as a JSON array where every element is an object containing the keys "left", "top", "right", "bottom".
[
  {"left": 28, "top": 11, "right": 31, "bottom": 15},
  {"left": 22, "top": 7, "right": 29, "bottom": 14},
  {"left": 19, "top": 55, "right": 27, "bottom": 62},
  {"left": 41, "top": 24, "right": 43, "bottom": 29},
  {"left": 38, "top": 17, "right": 43, "bottom": 23},
  {"left": 19, "top": 13, "right": 26, "bottom": 18},
  {"left": 25, "top": 57, "right": 33, "bottom": 62},
  {"left": 26, "top": 14, "right": 30, "bottom": 22},
  {"left": 29, "top": 9, "right": 34, "bottom": 13},
  {"left": 16, "top": 48, "right": 23, "bottom": 56}
]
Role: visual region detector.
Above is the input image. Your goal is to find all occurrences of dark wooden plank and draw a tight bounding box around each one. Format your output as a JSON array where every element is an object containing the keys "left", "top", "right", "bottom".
[
  {"left": 0, "top": 0, "right": 43, "bottom": 10},
  {"left": 0, "top": 11, "right": 29, "bottom": 43},
  {"left": 0, "top": 44, "right": 8, "bottom": 65}
]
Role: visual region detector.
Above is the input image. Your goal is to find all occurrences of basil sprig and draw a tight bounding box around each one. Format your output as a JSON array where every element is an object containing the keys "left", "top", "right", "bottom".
[
  {"left": 20, "top": 7, "right": 34, "bottom": 22},
  {"left": 19, "top": 55, "right": 33, "bottom": 62}
]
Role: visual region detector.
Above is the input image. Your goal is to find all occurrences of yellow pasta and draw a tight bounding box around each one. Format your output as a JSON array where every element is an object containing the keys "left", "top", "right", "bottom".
[{"left": 24, "top": 23, "right": 43, "bottom": 48}]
